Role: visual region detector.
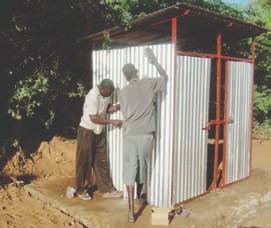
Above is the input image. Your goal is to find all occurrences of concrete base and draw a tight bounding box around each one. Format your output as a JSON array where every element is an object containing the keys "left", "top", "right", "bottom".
[{"left": 24, "top": 168, "right": 271, "bottom": 228}]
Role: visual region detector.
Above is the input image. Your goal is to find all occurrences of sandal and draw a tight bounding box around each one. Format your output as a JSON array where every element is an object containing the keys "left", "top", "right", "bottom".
[{"left": 77, "top": 191, "right": 92, "bottom": 200}]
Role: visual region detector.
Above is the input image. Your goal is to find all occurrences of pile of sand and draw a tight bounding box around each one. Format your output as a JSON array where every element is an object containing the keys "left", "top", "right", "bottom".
[{"left": 2, "top": 136, "right": 77, "bottom": 180}]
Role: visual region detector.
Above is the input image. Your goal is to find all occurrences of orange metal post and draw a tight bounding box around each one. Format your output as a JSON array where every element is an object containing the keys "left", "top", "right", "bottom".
[
  {"left": 220, "top": 60, "right": 229, "bottom": 187},
  {"left": 171, "top": 17, "right": 177, "bottom": 205},
  {"left": 210, "top": 32, "right": 222, "bottom": 190},
  {"left": 172, "top": 18, "right": 177, "bottom": 44}
]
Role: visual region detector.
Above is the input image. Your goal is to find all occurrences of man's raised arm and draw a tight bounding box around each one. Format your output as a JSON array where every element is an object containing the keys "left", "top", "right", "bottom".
[{"left": 144, "top": 47, "right": 168, "bottom": 81}]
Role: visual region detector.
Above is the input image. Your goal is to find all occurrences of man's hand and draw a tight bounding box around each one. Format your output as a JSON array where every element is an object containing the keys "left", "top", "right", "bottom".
[
  {"left": 90, "top": 114, "right": 122, "bottom": 126},
  {"left": 144, "top": 47, "right": 157, "bottom": 65},
  {"left": 111, "top": 119, "right": 123, "bottom": 127},
  {"left": 108, "top": 104, "right": 120, "bottom": 113}
]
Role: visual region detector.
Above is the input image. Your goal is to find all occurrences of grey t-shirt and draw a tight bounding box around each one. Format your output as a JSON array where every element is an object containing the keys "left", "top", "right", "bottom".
[{"left": 119, "top": 77, "right": 166, "bottom": 135}]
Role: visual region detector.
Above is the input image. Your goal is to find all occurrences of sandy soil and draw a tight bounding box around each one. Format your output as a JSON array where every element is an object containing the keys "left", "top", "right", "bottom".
[
  {"left": 240, "top": 140, "right": 271, "bottom": 228},
  {"left": 0, "top": 185, "right": 83, "bottom": 228},
  {"left": 0, "top": 137, "right": 270, "bottom": 228},
  {"left": 0, "top": 137, "right": 78, "bottom": 228}
]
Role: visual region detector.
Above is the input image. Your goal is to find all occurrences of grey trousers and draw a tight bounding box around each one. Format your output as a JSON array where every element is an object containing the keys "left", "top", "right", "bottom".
[
  {"left": 75, "top": 126, "right": 114, "bottom": 193},
  {"left": 123, "top": 134, "right": 153, "bottom": 185}
]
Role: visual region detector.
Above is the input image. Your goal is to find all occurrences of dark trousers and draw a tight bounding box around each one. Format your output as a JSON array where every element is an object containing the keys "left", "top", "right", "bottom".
[{"left": 75, "top": 126, "right": 114, "bottom": 193}]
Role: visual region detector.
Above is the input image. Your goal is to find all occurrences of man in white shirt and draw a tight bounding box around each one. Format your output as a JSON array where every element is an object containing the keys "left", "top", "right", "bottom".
[{"left": 75, "top": 79, "right": 122, "bottom": 200}]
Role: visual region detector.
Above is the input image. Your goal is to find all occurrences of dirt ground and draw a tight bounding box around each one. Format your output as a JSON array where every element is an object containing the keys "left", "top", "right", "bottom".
[{"left": 0, "top": 136, "right": 270, "bottom": 228}]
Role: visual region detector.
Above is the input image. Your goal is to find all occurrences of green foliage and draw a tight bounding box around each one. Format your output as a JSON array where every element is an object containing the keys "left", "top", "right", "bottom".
[
  {"left": 0, "top": 0, "right": 111, "bottom": 150},
  {"left": 250, "top": 0, "right": 271, "bottom": 27},
  {"left": 7, "top": 57, "right": 88, "bottom": 129},
  {"left": 8, "top": 73, "right": 49, "bottom": 120},
  {"left": 102, "top": 31, "right": 113, "bottom": 50},
  {"left": 254, "top": 88, "right": 271, "bottom": 124},
  {"left": 249, "top": 1, "right": 271, "bottom": 132},
  {"left": 11, "top": 139, "right": 22, "bottom": 151},
  {"left": 253, "top": 120, "right": 271, "bottom": 139},
  {"left": 0, "top": 0, "right": 270, "bottom": 152},
  {"left": 67, "top": 82, "right": 88, "bottom": 98},
  {"left": 199, "top": 0, "right": 243, "bottom": 17},
  {"left": 103, "top": 0, "right": 133, "bottom": 27},
  {"left": 255, "top": 32, "right": 271, "bottom": 88}
]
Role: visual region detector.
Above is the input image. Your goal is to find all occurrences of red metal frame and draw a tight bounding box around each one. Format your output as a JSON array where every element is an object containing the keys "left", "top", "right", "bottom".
[
  {"left": 176, "top": 50, "right": 253, "bottom": 63},
  {"left": 221, "top": 55, "right": 253, "bottom": 63},
  {"left": 172, "top": 18, "right": 177, "bottom": 44},
  {"left": 181, "top": 9, "right": 190, "bottom": 16},
  {"left": 173, "top": 20, "right": 257, "bottom": 203},
  {"left": 174, "top": 191, "right": 210, "bottom": 208},
  {"left": 220, "top": 60, "right": 229, "bottom": 187},
  {"left": 209, "top": 120, "right": 229, "bottom": 125},
  {"left": 219, "top": 175, "right": 250, "bottom": 189},
  {"left": 177, "top": 50, "right": 217, "bottom": 58},
  {"left": 208, "top": 32, "right": 222, "bottom": 191},
  {"left": 171, "top": 17, "right": 177, "bottom": 205}
]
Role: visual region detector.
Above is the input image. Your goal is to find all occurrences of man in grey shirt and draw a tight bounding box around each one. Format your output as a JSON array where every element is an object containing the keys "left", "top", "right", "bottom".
[{"left": 112, "top": 48, "right": 167, "bottom": 222}]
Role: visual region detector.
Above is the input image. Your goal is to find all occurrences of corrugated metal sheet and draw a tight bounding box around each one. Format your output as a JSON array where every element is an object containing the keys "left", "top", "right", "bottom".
[
  {"left": 172, "top": 56, "right": 211, "bottom": 204},
  {"left": 92, "top": 44, "right": 175, "bottom": 207},
  {"left": 226, "top": 61, "right": 253, "bottom": 184},
  {"left": 92, "top": 45, "right": 213, "bottom": 207}
]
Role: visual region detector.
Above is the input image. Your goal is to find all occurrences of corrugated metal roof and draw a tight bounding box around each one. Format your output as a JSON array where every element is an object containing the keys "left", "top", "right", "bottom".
[{"left": 81, "top": 2, "right": 268, "bottom": 49}]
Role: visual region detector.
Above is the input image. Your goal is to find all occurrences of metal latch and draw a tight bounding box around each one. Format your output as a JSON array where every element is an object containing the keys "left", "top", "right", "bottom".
[{"left": 202, "top": 122, "right": 211, "bottom": 131}]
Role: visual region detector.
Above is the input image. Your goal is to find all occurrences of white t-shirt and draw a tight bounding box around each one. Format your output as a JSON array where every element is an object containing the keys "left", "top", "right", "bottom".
[{"left": 79, "top": 87, "right": 111, "bottom": 134}]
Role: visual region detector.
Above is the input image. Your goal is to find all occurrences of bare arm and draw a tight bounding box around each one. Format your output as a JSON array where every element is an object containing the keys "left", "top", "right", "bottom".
[
  {"left": 89, "top": 114, "right": 122, "bottom": 126},
  {"left": 152, "top": 60, "right": 168, "bottom": 80},
  {"left": 144, "top": 48, "right": 168, "bottom": 80}
]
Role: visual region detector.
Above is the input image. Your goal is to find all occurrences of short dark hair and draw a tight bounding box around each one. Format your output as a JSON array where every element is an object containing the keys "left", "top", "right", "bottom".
[
  {"left": 122, "top": 63, "right": 137, "bottom": 81},
  {"left": 100, "top": 79, "right": 114, "bottom": 91}
]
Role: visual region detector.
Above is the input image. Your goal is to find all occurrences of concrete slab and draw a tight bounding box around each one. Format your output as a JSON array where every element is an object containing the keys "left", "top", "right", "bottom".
[{"left": 24, "top": 168, "right": 271, "bottom": 228}]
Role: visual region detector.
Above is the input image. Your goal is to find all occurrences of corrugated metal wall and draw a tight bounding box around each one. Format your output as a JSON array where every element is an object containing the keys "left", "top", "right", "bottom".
[
  {"left": 92, "top": 45, "right": 253, "bottom": 206},
  {"left": 172, "top": 56, "right": 211, "bottom": 204},
  {"left": 92, "top": 44, "right": 175, "bottom": 207},
  {"left": 226, "top": 61, "right": 253, "bottom": 184}
]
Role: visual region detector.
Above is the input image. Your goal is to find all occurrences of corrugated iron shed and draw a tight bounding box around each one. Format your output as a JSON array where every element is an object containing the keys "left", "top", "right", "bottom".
[{"left": 81, "top": 2, "right": 268, "bottom": 208}]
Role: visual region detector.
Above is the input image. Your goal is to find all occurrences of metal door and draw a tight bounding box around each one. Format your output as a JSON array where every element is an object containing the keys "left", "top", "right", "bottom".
[
  {"left": 225, "top": 61, "right": 253, "bottom": 185},
  {"left": 172, "top": 56, "right": 211, "bottom": 203}
]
